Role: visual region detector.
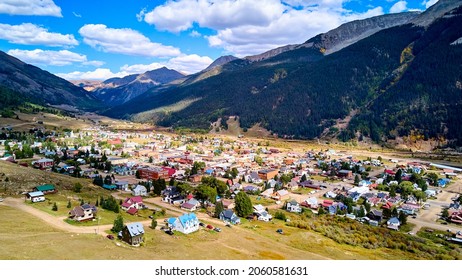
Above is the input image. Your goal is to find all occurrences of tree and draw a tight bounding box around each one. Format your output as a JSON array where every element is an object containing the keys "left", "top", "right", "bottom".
[
  {"left": 101, "top": 153, "right": 107, "bottom": 162},
  {"left": 73, "top": 182, "right": 82, "bottom": 193},
  {"left": 364, "top": 201, "right": 371, "bottom": 213},
  {"left": 52, "top": 202, "right": 58, "bottom": 211},
  {"left": 66, "top": 200, "right": 71, "bottom": 209},
  {"left": 195, "top": 184, "right": 217, "bottom": 204},
  {"left": 230, "top": 167, "right": 239, "bottom": 179},
  {"left": 148, "top": 156, "right": 153, "bottom": 163},
  {"left": 135, "top": 170, "right": 141, "bottom": 179},
  {"left": 112, "top": 214, "right": 124, "bottom": 233},
  {"left": 358, "top": 206, "right": 366, "bottom": 217},
  {"left": 427, "top": 173, "right": 439, "bottom": 186},
  {"left": 394, "top": 169, "right": 403, "bottom": 183},
  {"left": 215, "top": 200, "right": 224, "bottom": 218},
  {"left": 442, "top": 208, "right": 449, "bottom": 220},
  {"left": 354, "top": 174, "right": 360, "bottom": 185},
  {"left": 274, "top": 211, "right": 286, "bottom": 221},
  {"left": 234, "top": 192, "right": 253, "bottom": 217},
  {"left": 398, "top": 211, "right": 407, "bottom": 225},
  {"left": 151, "top": 219, "right": 158, "bottom": 229},
  {"left": 169, "top": 177, "right": 175, "bottom": 186}
]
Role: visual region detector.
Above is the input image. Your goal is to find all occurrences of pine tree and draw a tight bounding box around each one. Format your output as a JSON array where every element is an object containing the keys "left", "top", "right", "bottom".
[
  {"left": 151, "top": 219, "right": 157, "bottom": 229},
  {"left": 215, "top": 201, "right": 224, "bottom": 218},
  {"left": 66, "top": 200, "right": 71, "bottom": 209},
  {"left": 112, "top": 215, "right": 124, "bottom": 233},
  {"left": 52, "top": 202, "right": 58, "bottom": 211},
  {"left": 234, "top": 192, "right": 253, "bottom": 217}
]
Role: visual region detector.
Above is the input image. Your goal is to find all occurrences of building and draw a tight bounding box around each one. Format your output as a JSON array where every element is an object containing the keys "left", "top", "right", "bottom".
[
  {"left": 137, "top": 167, "right": 170, "bottom": 180},
  {"left": 33, "top": 184, "right": 57, "bottom": 194},
  {"left": 33, "top": 158, "right": 54, "bottom": 169},
  {"left": 121, "top": 222, "right": 145, "bottom": 246},
  {"left": 286, "top": 200, "right": 302, "bottom": 213},
  {"left": 26, "top": 191, "right": 45, "bottom": 202},
  {"left": 219, "top": 209, "right": 241, "bottom": 224},
  {"left": 167, "top": 213, "right": 200, "bottom": 234},
  {"left": 258, "top": 169, "right": 279, "bottom": 181},
  {"left": 68, "top": 204, "right": 97, "bottom": 222},
  {"left": 337, "top": 170, "right": 353, "bottom": 178},
  {"left": 132, "top": 185, "right": 148, "bottom": 196}
]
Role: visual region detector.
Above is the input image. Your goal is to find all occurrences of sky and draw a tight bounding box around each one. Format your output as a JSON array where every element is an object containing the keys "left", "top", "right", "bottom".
[{"left": 0, "top": 0, "right": 438, "bottom": 81}]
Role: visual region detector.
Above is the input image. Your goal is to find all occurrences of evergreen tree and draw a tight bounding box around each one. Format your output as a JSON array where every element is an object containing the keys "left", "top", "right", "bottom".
[
  {"left": 301, "top": 174, "right": 307, "bottom": 182},
  {"left": 112, "top": 214, "right": 124, "bottom": 233},
  {"left": 215, "top": 200, "right": 224, "bottom": 218},
  {"left": 52, "top": 202, "right": 58, "bottom": 211},
  {"left": 151, "top": 219, "right": 157, "bottom": 229},
  {"left": 234, "top": 192, "right": 253, "bottom": 217},
  {"left": 66, "top": 200, "right": 71, "bottom": 209},
  {"left": 398, "top": 211, "right": 407, "bottom": 225},
  {"left": 354, "top": 174, "right": 360, "bottom": 185}
]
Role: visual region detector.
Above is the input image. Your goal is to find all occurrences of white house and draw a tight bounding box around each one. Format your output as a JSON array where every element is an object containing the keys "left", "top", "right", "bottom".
[
  {"left": 167, "top": 213, "right": 200, "bottom": 234},
  {"left": 253, "top": 204, "right": 272, "bottom": 222},
  {"left": 132, "top": 185, "right": 147, "bottom": 196},
  {"left": 286, "top": 200, "right": 302, "bottom": 213}
]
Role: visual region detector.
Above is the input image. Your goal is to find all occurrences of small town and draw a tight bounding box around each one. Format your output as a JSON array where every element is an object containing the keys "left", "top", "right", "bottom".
[{"left": 1, "top": 114, "right": 461, "bottom": 260}]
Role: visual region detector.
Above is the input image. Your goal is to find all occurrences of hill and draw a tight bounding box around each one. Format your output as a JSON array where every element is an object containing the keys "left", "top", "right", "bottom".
[{"left": 0, "top": 51, "right": 100, "bottom": 111}]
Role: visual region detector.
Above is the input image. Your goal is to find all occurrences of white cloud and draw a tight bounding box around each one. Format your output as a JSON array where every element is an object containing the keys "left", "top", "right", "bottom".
[
  {"left": 422, "top": 0, "right": 438, "bottom": 9},
  {"left": 57, "top": 54, "right": 214, "bottom": 81},
  {"left": 136, "top": 8, "right": 146, "bottom": 22},
  {"left": 56, "top": 68, "right": 125, "bottom": 81},
  {"left": 0, "top": 23, "right": 78, "bottom": 47},
  {"left": 8, "top": 49, "right": 87, "bottom": 66},
  {"left": 189, "top": 30, "right": 202, "bottom": 37},
  {"left": 141, "top": 0, "right": 385, "bottom": 57},
  {"left": 167, "top": 54, "right": 213, "bottom": 74},
  {"left": 79, "top": 24, "right": 181, "bottom": 57},
  {"left": 82, "top": 60, "right": 105, "bottom": 67},
  {"left": 390, "top": 1, "right": 408, "bottom": 13},
  {"left": 73, "top": 12, "right": 82, "bottom": 18},
  {"left": 0, "top": 0, "right": 62, "bottom": 17}
]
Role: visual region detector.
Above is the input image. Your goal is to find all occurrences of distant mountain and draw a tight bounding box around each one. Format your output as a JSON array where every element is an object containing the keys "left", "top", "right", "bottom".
[
  {"left": 103, "top": 2, "right": 462, "bottom": 147},
  {"left": 92, "top": 67, "right": 184, "bottom": 106},
  {"left": 203, "top": 55, "right": 238, "bottom": 72},
  {"left": 0, "top": 50, "right": 100, "bottom": 110}
]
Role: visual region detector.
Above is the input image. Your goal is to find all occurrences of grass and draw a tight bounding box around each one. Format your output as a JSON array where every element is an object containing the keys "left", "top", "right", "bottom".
[{"left": 250, "top": 195, "right": 275, "bottom": 206}]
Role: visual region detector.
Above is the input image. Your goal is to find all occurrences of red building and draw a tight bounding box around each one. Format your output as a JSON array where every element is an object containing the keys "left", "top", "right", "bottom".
[{"left": 138, "top": 167, "right": 169, "bottom": 180}]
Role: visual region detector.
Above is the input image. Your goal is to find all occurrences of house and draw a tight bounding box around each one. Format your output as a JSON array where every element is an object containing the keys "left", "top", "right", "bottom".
[
  {"left": 68, "top": 203, "right": 97, "bottom": 222},
  {"left": 181, "top": 200, "right": 198, "bottom": 212},
  {"left": 132, "top": 185, "right": 148, "bottom": 196},
  {"left": 260, "top": 188, "right": 274, "bottom": 198},
  {"left": 368, "top": 209, "right": 383, "bottom": 222},
  {"left": 26, "top": 191, "right": 45, "bottom": 202},
  {"left": 243, "top": 185, "right": 259, "bottom": 193},
  {"left": 220, "top": 209, "right": 241, "bottom": 224},
  {"left": 387, "top": 217, "right": 401, "bottom": 230},
  {"left": 168, "top": 213, "right": 200, "bottom": 234},
  {"left": 221, "top": 199, "right": 235, "bottom": 209},
  {"left": 337, "top": 170, "right": 353, "bottom": 178},
  {"left": 253, "top": 204, "right": 272, "bottom": 222},
  {"left": 33, "top": 158, "right": 54, "bottom": 169},
  {"left": 286, "top": 181, "right": 299, "bottom": 191},
  {"left": 272, "top": 189, "right": 289, "bottom": 201},
  {"left": 286, "top": 200, "right": 302, "bottom": 213},
  {"left": 121, "top": 196, "right": 144, "bottom": 211},
  {"left": 247, "top": 172, "right": 262, "bottom": 184},
  {"left": 258, "top": 168, "right": 278, "bottom": 181},
  {"left": 449, "top": 211, "right": 462, "bottom": 224},
  {"left": 33, "top": 184, "right": 57, "bottom": 194},
  {"left": 301, "top": 197, "right": 318, "bottom": 209},
  {"left": 121, "top": 222, "right": 144, "bottom": 246},
  {"left": 189, "top": 174, "right": 203, "bottom": 183},
  {"left": 115, "top": 181, "right": 129, "bottom": 191}
]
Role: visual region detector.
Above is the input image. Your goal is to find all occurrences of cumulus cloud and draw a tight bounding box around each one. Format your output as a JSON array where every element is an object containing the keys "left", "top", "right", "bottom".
[
  {"left": 390, "top": 1, "right": 408, "bottom": 13},
  {"left": 79, "top": 24, "right": 181, "bottom": 57},
  {"left": 0, "top": 23, "right": 78, "bottom": 47},
  {"left": 140, "top": 0, "right": 385, "bottom": 56},
  {"left": 422, "top": 0, "right": 438, "bottom": 9},
  {"left": 189, "top": 30, "right": 202, "bottom": 37},
  {"left": 57, "top": 54, "right": 214, "bottom": 81},
  {"left": 56, "top": 68, "right": 125, "bottom": 81},
  {"left": 8, "top": 49, "right": 87, "bottom": 66},
  {"left": 0, "top": 0, "right": 62, "bottom": 17}
]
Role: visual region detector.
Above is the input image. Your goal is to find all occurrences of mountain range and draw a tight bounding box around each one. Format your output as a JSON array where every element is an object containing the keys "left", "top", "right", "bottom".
[{"left": 1, "top": 0, "right": 462, "bottom": 148}]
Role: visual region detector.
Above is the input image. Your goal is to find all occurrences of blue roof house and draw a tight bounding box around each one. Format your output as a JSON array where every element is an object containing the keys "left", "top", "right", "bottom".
[{"left": 168, "top": 213, "right": 200, "bottom": 234}]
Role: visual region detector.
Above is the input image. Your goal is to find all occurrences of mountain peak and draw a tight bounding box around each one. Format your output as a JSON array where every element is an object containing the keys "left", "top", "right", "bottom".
[
  {"left": 203, "top": 55, "right": 238, "bottom": 72},
  {"left": 412, "top": 0, "right": 462, "bottom": 27}
]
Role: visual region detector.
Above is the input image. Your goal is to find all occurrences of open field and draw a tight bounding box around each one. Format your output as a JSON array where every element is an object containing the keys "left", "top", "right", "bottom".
[{"left": 1, "top": 202, "right": 437, "bottom": 260}]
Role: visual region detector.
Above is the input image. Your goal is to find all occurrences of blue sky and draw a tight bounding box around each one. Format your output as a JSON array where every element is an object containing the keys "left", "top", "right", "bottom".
[{"left": 0, "top": 0, "right": 438, "bottom": 81}]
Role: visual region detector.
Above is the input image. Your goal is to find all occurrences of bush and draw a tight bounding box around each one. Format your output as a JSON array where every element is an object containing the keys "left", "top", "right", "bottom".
[{"left": 274, "top": 211, "right": 287, "bottom": 221}]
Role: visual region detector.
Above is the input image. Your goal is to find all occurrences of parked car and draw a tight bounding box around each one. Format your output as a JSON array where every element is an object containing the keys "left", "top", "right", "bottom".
[
  {"left": 276, "top": 229, "right": 283, "bottom": 234},
  {"left": 206, "top": 224, "right": 214, "bottom": 230},
  {"left": 165, "top": 230, "right": 174, "bottom": 235},
  {"left": 148, "top": 215, "right": 154, "bottom": 219},
  {"left": 106, "top": 234, "right": 115, "bottom": 240},
  {"left": 199, "top": 222, "right": 205, "bottom": 227},
  {"left": 214, "top": 227, "right": 221, "bottom": 232},
  {"left": 225, "top": 223, "right": 232, "bottom": 228}
]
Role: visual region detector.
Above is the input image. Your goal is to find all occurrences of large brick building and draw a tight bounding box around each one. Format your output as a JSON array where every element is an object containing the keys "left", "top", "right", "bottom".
[
  {"left": 258, "top": 169, "right": 279, "bottom": 181},
  {"left": 137, "top": 167, "right": 169, "bottom": 180}
]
